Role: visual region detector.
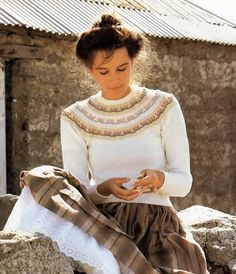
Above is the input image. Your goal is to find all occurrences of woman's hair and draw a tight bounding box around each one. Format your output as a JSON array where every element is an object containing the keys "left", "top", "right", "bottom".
[{"left": 75, "top": 13, "right": 145, "bottom": 67}]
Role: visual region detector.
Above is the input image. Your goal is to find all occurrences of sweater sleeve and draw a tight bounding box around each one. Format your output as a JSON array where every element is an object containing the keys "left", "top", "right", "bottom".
[
  {"left": 159, "top": 96, "right": 192, "bottom": 197},
  {"left": 60, "top": 114, "right": 111, "bottom": 204}
]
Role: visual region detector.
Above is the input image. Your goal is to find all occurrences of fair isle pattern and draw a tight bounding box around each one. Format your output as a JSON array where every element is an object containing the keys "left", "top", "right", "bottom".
[
  {"left": 63, "top": 95, "right": 173, "bottom": 137},
  {"left": 74, "top": 93, "right": 160, "bottom": 125},
  {"left": 88, "top": 88, "right": 146, "bottom": 112}
]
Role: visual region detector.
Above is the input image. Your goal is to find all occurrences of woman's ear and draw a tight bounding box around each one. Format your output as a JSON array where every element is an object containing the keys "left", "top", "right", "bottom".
[
  {"left": 130, "top": 58, "right": 136, "bottom": 70},
  {"left": 88, "top": 65, "right": 93, "bottom": 74},
  {"left": 88, "top": 65, "right": 96, "bottom": 79},
  {"left": 131, "top": 59, "right": 135, "bottom": 68}
]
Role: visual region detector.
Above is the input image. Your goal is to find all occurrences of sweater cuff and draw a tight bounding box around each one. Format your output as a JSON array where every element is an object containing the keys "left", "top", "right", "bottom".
[
  {"left": 159, "top": 170, "right": 192, "bottom": 197},
  {"left": 159, "top": 171, "right": 173, "bottom": 195},
  {"left": 88, "top": 185, "right": 112, "bottom": 204}
]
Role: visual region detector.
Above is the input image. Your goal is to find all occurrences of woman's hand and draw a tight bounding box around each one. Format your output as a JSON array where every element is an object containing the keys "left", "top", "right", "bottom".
[
  {"left": 97, "top": 177, "right": 141, "bottom": 201},
  {"left": 132, "top": 169, "right": 165, "bottom": 193}
]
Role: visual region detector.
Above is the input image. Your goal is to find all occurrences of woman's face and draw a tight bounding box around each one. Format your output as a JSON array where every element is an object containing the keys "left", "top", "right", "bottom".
[{"left": 90, "top": 47, "right": 134, "bottom": 100}]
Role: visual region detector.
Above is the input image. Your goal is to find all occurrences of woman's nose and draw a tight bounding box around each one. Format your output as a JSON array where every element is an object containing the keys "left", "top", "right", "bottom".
[{"left": 108, "top": 72, "right": 120, "bottom": 83}]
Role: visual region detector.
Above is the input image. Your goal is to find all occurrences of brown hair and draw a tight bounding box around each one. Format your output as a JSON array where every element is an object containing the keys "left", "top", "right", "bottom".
[{"left": 75, "top": 14, "right": 145, "bottom": 67}]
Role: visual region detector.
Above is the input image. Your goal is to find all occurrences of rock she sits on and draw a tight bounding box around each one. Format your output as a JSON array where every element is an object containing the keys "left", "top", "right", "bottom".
[
  {"left": 179, "top": 205, "right": 236, "bottom": 274},
  {"left": 0, "top": 231, "right": 74, "bottom": 274}
]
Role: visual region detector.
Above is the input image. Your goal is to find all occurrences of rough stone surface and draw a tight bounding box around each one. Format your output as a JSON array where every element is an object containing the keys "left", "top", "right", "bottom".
[
  {"left": 1, "top": 200, "right": 235, "bottom": 273},
  {"left": 179, "top": 205, "right": 236, "bottom": 274},
  {"left": 228, "top": 259, "right": 236, "bottom": 274},
  {"left": 0, "top": 231, "right": 74, "bottom": 274},
  {"left": 0, "top": 26, "right": 235, "bottom": 215},
  {"left": 0, "top": 194, "right": 18, "bottom": 230}
]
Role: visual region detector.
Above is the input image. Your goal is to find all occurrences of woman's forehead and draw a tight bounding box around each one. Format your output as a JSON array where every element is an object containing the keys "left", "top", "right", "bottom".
[{"left": 93, "top": 47, "right": 130, "bottom": 68}]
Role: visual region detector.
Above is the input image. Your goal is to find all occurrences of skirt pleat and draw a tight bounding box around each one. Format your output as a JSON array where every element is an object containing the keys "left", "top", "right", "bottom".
[{"left": 98, "top": 203, "right": 208, "bottom": 274}]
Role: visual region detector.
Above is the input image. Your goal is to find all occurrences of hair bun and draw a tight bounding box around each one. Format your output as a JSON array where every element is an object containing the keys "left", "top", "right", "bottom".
[
  {"left": 76, "top": 13, "right": 145, "bottom": 67},
  {"left": 92, "top": 14, "right": 122, "bottom": 28}
]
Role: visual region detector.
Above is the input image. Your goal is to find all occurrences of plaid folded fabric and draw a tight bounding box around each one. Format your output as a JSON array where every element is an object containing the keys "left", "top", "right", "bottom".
[{"left": 20, "top": 165, "right": 160, "bottom": 274}]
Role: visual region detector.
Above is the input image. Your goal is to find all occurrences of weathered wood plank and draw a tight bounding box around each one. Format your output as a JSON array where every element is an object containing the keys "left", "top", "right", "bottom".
[
  {"left": 0, "top": 44, "right": 44, "bottom": 59},
  {"left": 0, "top": 58, "right": 6, "bottom": 194}
]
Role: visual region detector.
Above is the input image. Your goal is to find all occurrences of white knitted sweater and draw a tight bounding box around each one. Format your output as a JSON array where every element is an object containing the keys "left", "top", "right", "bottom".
[{"left": 60, "top": 85, "right": 192, "bottom": 206}]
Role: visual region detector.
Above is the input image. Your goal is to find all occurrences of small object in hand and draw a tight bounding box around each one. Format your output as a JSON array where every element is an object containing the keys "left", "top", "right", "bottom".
[
  {"left": 143, "top": 184, "right": 152, "bottom": 193},
  {"left": 143, "top": 189, "right": 152, "bottom": 193},
  {"left": 135, "top": 186, "right": 143, "bottom": 191},
  {"left": 136, "top": 172, "right": 152, "bottom": 193},
  {"left": 137, "top": 172, "right": 146, "bottom": 179}
]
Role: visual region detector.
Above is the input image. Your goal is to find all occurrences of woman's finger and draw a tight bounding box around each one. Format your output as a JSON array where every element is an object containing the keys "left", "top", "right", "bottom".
[
  {"left": 116, "top": 191, "right": 141, "bottom": 201},
  {"left": 133, "top": 176, "right": 152, "bottom": 188},
  {"left": 116, "top": 187, "right": 140, "bottom": 196},
  {"left": 112, "top": 177, "right": 131, "bottom": 185}
]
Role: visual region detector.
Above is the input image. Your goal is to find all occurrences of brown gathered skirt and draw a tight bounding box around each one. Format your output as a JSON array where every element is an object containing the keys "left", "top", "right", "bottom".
[{"left": 98, "top": 203, "right": 209, "bottom": 274}]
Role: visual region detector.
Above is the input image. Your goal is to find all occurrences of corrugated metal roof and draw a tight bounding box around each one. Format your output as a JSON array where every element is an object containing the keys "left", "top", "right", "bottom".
[{"left": 0, "top": 0, "right": 236, "bottom": 45}]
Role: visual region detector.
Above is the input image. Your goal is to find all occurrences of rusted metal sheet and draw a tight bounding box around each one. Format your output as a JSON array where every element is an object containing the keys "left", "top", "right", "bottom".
[{"left": 0, "top": 0, "right": 235, "bottom": 45}]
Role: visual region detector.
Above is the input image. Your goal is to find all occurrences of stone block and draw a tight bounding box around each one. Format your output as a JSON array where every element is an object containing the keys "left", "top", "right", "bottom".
[
  {"left": 179, "top": 205, "right": 236, "bottom": 274},
  {"left": 0, "top": 194, "right": 18, "bottom": 230},
  {"left": 0, "top": 231, "right": 74, "bottom": 273}
]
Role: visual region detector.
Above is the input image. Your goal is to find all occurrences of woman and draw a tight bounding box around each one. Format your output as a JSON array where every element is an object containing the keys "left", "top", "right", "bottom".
[
  {"left": 5, "top": 13, "right": 208, "bottom": 274},
  {"left": 61, "top": 13, "right": 208, "bottom": 274}
]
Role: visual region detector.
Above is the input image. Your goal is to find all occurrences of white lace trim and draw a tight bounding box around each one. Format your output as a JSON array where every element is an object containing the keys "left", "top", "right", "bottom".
[{"left": 4, "top": 187, "right": 120, "bottom": 274}]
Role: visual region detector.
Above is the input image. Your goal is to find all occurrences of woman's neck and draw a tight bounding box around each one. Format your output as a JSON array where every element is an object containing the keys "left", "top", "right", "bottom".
[{"left": 101, "top": 86, "right": 132, "bottom": 100}]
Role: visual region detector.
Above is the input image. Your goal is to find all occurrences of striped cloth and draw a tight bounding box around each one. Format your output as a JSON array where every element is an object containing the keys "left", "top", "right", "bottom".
[
  {"left": 20, "top": 165, "right": 202, "bottom": 274},
  {"left": 20, "top": 165, "right": 160, "bottom": 274}
]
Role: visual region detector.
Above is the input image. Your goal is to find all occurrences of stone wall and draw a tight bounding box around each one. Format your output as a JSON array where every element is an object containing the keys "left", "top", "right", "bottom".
[
  {"left": 1, "top": 26, "right": 93, "bottom": 195},
  {"left": 146, "top": 38, "right": 236, "bottom": 215},
  {"left": 0, "top": 26, "right": 235, "bottom": 214}
]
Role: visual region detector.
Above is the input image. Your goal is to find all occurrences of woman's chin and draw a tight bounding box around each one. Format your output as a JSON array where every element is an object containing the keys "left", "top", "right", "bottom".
[{"left": 108, "top": 85, "right": 123, "bottom": 91}]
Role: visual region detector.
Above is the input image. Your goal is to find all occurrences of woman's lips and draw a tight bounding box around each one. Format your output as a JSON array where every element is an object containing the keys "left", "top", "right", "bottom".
[{"left": 109, "top": 85, "right": 122, "bottom": 90}]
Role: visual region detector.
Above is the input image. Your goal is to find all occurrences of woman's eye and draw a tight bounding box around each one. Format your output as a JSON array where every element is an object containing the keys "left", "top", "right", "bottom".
[
  {"left": 100, "top": 71, "right": 108, "bottom": 75},
  {"left": 99, "top": 68, "right": 126, "bottom": 75},
  {"left": 118, "top": 68, "right": 126, "bottom": 72}
]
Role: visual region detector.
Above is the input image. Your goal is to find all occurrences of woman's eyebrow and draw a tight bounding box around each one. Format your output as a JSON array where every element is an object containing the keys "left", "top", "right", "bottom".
[
  {"left": 118, "top": 62, "right": 128, "bottom": 67},
  {"left": 95, "top": 62, "right": 129, "bottom": 70}
]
